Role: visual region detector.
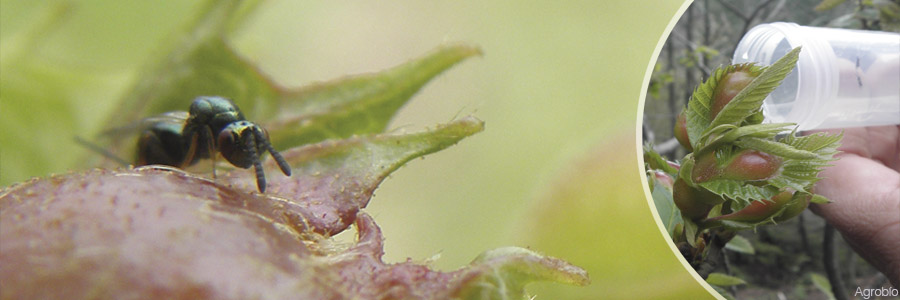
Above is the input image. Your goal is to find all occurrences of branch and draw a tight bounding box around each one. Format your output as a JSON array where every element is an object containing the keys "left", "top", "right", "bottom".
[
  {"left": 653, "top": 137, "right": 682, "bottom": 156},
  {"left": 717, "top": 0, "right": 749, "bottom": 21},
  {"left": 642, "top": 121, "right": 656, "bottom": 143},
  {"left": 730, "top": 0, "right": 779, "bottom": 56},
  {"left": 798, "top": 212, "right": 812, "bottom": 259},
  {"left": 696, "top": 229, "right": 736, "bottom": 279},
  {"left": 763, "top": 0, "right": 787, "bottom": 20},
  {"left": 744, "top": 0, "right": 778, "bottom": 26},
  {"left": 824, "top": 224, "right": 849, "bottom": 300},
  {"left": 669, "top": 31, "right": 713, "bottom": 77}
]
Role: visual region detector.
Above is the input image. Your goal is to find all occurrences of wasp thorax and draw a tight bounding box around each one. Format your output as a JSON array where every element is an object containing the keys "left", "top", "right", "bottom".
[{"left": 189, "top": 97, "right": 245, "bottom": 134}]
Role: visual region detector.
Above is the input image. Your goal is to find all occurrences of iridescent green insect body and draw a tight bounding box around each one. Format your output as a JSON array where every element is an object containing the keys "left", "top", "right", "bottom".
[{"left": 136, "top": 96, "right": 291, "bottom": 193}]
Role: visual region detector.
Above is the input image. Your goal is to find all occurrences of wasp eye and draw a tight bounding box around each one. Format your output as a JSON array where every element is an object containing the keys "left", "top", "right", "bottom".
[
  {"left": 217, "top": 122, "right": 259, "bottom": 169},
  {"left": 217, "top": 129, "right": 240, "bottom": 163}
]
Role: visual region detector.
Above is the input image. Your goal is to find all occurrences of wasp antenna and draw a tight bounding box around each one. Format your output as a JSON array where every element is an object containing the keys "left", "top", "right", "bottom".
[
  {"left": 245, "top": 131, "right": 267, "bottom": 193},
  {"left": 74, "top": 136, "right": 130, "bottom": 166},
  {"left": 256, "top": 129, "right": 292, "bottom": 177}
]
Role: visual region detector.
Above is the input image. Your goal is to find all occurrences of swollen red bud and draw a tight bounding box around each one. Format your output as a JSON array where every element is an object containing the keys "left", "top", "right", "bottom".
[
  {"left": 692, "top": 150, "right": 781, "bottom": 183},
  {"left": 650, "top": 171, "right": 675, "bottom": 191},
  {"left": 773, "top": 193, "right": 811, "bottom": 222},
  {"left": 711, "top": 68, "right": 755, "bottom": 119},
  {"left": 708, "top": 191, "right": 795, "bottom": 224},
  {"left": 673, "top": 178, "right": 723, "bottom": 220},
  {"left": 674, "top": 110, "right": 693, "bottom": 152}
]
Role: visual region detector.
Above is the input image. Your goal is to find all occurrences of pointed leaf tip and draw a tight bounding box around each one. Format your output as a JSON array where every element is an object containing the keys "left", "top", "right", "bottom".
[
  {"left": 469, "top": 247, "right": 590, "bottom": 286},
  {"left": 266, "top": 44, "right": 484, "bottom": 148},
  {"left": 453, "top": 247, "right": 590, "bottom": 299},
  {"left": 706, "top": 272, "right": 747, "bottom": 287},
  {"left": 709, "top": 47, "right": 800, "bottom": 130},
  {"left": 220, "top": 117, "right": 484, "bottom": 235}
]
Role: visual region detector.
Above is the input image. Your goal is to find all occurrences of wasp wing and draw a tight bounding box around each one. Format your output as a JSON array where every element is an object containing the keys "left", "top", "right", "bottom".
[
  {"left": 101, "top": 111, "right": 189, "bottom": 139},
  {"left": 78, "top": 111, "right": 189, "bottom": 167}
]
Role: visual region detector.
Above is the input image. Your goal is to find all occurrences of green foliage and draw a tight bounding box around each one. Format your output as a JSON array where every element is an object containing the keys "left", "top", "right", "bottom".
[
  {"left": 695, "top": 46, "right": 720, "bottom": 60},
  {"left": 698, "top": 179, "right": 780, "bottom": 208},
  {"left": 704, "top": 192, "right": 809, "bottom": 230},
  {"left": 648, "top": 62, "right": 674, "bottom": 99},
  {"left": 818, "top": 0, "right": 900, "bottom": 32},
  {"left": 457, "top": 247, "right": 590, "bottom": 299},
  {"left": 810, "top": 194, "right": 831, "bottom": 204},
  {"left": 650, "top": 173, "right": 682, "bottom": 239},
  {"left": 706, "top": 272, "right": 747, "bottom": 287},
  {"left": 677, "top": 47, "right": 720, "bottom": 69},
  {"left": 680, "top": 48, "right": 840, "bottom": 208},
  {"left": 724, "top": 235, "right": 755, "bottom": 255},
  {"left": 643, "top": 143, "right": 679, "bottom": 175},
  {"left": 710, "top": 286, "right": 737, "bottom": 300},
  {"left": 95, "top": 0, "right": 483, "bottom": 161},
  {"left": 644, "top": 45, "right": 843, "bottom": 298},
  {"left": 707, "top": 48, "right": 797, "bottom": 132},
  {"left": 809, "top": 273, "right": 837, "bottom": 300},
  {"left": 264, "top": 45, "right": 482, "bottom": 150},
  {"left": 694, "top": 123, "right": 794, "bottom": 152},
  {"left": 683, "top": 63, "right": 762, "bottom": 151},
  {"left": 815, "top": 0, "right": 849, "bottom": 12},
  {"left": 765, "top": 132, "right": 843, "bottom": 194}
]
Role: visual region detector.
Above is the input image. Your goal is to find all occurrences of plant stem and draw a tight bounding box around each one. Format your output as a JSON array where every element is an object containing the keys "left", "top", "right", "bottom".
[{"left": 824, "top": 223, "right": 849, "bottom": 300}]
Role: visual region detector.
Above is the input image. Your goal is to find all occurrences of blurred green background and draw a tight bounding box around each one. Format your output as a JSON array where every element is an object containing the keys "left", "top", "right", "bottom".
[{"left": 0, "top": 0, "right": 715, "bottom": 298}]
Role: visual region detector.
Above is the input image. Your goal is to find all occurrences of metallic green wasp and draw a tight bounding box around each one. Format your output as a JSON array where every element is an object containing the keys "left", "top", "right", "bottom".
[{"left": 116, "top": 96, "right": 291, "bottom": 192}]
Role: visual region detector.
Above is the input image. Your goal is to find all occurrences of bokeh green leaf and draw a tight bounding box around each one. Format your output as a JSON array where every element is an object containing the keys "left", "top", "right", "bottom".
[
  {"left": 651, "top": 173, "right": 683, "bottom": 239},
  {"left": 706, "top": 272, "right": 746, "bottom": 287},
  {"left": 264, "top": 44, "right": 482, "bottom": 149},
  {"left": 724, "top": 234, "right": 755, "bottom": 255},
  {"left": 96, "top": 0, "right": 482, "bottom": 162}
]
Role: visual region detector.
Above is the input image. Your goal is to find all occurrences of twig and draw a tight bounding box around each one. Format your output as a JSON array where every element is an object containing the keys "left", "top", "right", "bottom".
[
  {"left": 654, "top": 137, "right": 682, "bottom": 156},
  {"left": 858, "top": 0, "right": 872, "bottom": 30},
  {"left": 717, "top": 0, "right": 749, "bottom": 21},
  {"left": 763, "top": 0, "right": 787, "bottom": 21},
  {"left": 845, "top": 248, "right": 857, "bottom": 288},
  {"left": 798, "top": 212, "right": 811, "bottom": 259},
  {"left": 730, "top": 0, "right": 779, "bottom": 55},
  {"left": 722, "top": 247, "right": 738, "bottom": 295},
  {"left": 696, "top": 230, "right": 736, "bottom": 279},
  {"left": 696, "top": 241, "right": 722, "bottom": 279},
  {"left": 642, "top": 122, "right": 656, "bottom": 143},
  {"left": 668, "top": 31, "right": 713, "bottom": 77},
  {"left": 824, "top": 223, "right": 849, "bottom": 300}
]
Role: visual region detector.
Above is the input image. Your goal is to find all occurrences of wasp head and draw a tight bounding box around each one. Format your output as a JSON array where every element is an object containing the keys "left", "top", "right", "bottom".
[{"left": 217, "top": 121, "right": 292, "bottom": 193}]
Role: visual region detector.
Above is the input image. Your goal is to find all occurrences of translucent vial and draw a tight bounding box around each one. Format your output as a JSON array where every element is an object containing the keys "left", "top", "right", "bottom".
[{"left": 733, "top": 22, "right": 900, "bottom": 130}]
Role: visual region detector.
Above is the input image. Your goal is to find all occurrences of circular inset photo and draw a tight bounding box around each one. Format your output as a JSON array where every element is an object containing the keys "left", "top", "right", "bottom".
[{"left": 641, "top": 1, "right": 900, "bottom": 299}]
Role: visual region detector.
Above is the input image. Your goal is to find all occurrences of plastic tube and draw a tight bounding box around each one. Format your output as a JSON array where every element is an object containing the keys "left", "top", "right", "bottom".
[{"left": 733, "top": 22, "right": 899, "bottom": 130}]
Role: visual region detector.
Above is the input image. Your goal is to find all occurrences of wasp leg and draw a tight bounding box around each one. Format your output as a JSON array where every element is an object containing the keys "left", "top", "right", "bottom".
[
  {"left": 180, "top": 132, "right": 201, "bottom": 168},
  {"left": 203, "top": 125, "right": 217, "bottom": 180}
]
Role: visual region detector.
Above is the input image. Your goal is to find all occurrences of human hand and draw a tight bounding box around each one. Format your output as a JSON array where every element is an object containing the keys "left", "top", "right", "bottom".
[{"left": 809, "top": 126, "right": 900, "bottom": 287}]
